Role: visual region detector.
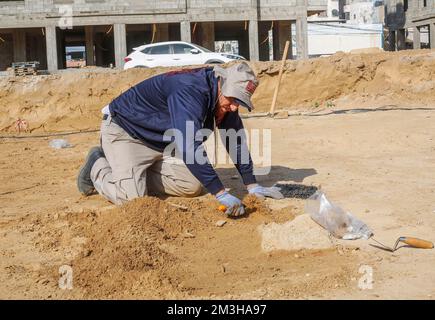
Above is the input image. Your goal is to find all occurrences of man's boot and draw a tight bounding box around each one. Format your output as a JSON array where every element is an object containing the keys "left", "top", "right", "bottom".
[{"left": 77, "top": 146, "right": 105, "bottom": 196}]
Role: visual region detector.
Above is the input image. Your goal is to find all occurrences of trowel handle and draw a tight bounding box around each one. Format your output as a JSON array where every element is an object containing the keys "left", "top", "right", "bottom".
[{"left": 400, "top": 237, "right": 434, "bottom": 249}]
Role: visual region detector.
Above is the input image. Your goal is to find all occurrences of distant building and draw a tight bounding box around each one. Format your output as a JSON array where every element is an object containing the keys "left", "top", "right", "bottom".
[
  {"left": 344, "top": 0, "right": 385, "bottom": 24},
  {"left": 313, "top": 0, "right": 343, "bottom": 20},
  {"left": 313, "top": 0, "right": 384, "bottom": 23},
  {"left": 301, "top": 23, "right": 383, "bottom": 56},
  {"left": 308, "top": 0, "right": 384, "bottom": 56},
  {"left": 385, "top": 0, "right": 435, "bottom": 51}
]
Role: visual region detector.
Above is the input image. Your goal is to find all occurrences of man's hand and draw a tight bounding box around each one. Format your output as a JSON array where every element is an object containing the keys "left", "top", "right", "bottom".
[
  {"left": 216, "top": 191, "right": 245, "bottom": 217},
  {"left": 247, "top": 184, "right": 284, "bottom": 200}
]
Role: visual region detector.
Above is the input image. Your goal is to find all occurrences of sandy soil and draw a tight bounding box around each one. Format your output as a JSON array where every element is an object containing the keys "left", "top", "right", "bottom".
[
  {"left": 0, "top": 50, "right": 434, "bottom": 299},
  {"left": 1, "top": 108, "right": 434, "bottom": 299}
]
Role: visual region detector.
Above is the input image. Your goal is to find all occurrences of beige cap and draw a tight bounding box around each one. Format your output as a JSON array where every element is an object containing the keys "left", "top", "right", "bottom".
[{"left": 213, "top": 62, "right": 258, "bottom": 111}]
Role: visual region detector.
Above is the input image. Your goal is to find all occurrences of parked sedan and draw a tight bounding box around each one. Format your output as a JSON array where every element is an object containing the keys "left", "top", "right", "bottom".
[{"left": 123, "top": 41, "right": 245, "bottom": 69}]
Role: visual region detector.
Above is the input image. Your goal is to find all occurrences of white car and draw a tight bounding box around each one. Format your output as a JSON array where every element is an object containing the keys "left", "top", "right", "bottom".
[{"left": 123, "top": 41, "right": 245, "bottom": 69}]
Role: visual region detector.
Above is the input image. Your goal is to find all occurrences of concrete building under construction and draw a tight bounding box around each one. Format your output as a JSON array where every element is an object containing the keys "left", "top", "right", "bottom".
[
  {"left": 0, "top": 0, "right": 327, "bottom": 72},
  {"left": 385, "top": 0, "right": 435, "bottom": 50}
]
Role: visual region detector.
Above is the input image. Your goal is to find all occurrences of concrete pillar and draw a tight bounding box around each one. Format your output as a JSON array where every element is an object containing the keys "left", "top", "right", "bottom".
[
  {"left": 413, "top": 26, "right": 421, "bottom": 49},
  {"left": 201, "top": 22, "right": 215, "bottom": 51},
  {"left": 180, "top": 20, "right": 191, "bottom": 43},
  {"left": 296, "top": 17, "right": 308, "bottom": 59},
  {"left": 155, "top": 23, "right": 169, "bottom": 43},
  {"left": 13, "top": 29, "right": 26, "bottom": 62},
  {"left": 396, "top": 29, "right": 406, "bottom": 50},
  {"left": 249, "top": 20, "right": 259, "bottom": 61},
  {"left": 277, "top": 21, "right": 292, "bottom": 59},
  {"left": 114, "top": 23, "right": 127, "bottom": 69},
  {"left": 45, "top": 25, "right": 58, "bottom": 72},
  {"left": 387, "top": 30, "right": 396, "bottom": 51},
  {"left": 430, "top": 23, "right": 435, "bottom": 49},
  {"left": 85, "top": 26, "right": 95, "bottom": 66}
]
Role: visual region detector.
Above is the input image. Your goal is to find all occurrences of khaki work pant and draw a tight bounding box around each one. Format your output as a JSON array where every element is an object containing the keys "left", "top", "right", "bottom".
[{"left": 90, "top": 115, "right": 204, "bottom": 205}]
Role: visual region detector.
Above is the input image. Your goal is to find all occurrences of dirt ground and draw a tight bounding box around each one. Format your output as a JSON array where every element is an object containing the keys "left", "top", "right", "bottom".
[{"left": 0, "top": 50, "right": 435, "bottom": 299}]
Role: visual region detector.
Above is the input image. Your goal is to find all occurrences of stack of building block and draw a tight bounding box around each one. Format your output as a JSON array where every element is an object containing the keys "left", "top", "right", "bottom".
[{"left": 12, "top": 61, "right": 39, "bottom": 76}]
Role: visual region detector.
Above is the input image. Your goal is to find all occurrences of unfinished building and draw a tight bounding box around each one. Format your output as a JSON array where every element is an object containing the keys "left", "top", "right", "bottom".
[
  {"left": 0, "top": 0, "right": 327, "bottom": 72},
  {"left": 385, "top": 0, "right": 435, "bottom": 50}
]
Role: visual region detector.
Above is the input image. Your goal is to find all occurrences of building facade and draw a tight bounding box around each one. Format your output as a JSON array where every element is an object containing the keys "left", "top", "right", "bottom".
[
  {"left": 313, "top": 0, "right": 384, "bottom": 23},
  {"left": 307, "top": 0, "right": 384, "bottom": 56},
  {"left": 385, "top": 0, "right": 435, "bottom": 50},
  {"left": 343, "top": 0, "right": 384, "bottom": 24},
  {"left": 0, "top": 0, "right": 327, "bottom": 71}
]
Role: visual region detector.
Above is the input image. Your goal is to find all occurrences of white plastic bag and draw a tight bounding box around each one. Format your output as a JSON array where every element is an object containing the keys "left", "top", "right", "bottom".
[
  {"left": 305, "top": 190, "right": 373, "bottom": 240},
  {"left": 49, "top": 139, "right": 72, "bottom": 149}
]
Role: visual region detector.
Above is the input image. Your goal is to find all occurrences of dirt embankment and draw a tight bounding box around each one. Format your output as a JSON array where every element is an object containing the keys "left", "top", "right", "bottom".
[{"left": 1, "top": 49, "right": 435, "bottom": 133}]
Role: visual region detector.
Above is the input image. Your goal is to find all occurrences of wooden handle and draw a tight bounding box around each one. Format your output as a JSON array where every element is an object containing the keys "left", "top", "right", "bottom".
[
  {"left": 269, "top": 40, "right": 290, "bottom": 116},
  {"left": 401, "top": 237, "right": 434, "bottom": 249}
]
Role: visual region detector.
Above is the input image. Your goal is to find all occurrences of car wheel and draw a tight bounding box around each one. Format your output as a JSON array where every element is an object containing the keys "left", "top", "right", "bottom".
[{"left": 205, "top": 60, "right": 224, "bottom": 64}]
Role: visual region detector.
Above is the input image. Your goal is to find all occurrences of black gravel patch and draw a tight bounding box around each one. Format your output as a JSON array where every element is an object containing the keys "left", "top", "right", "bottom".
[{"left": 274, "top": 184, "right": 318, "bottom": 199}]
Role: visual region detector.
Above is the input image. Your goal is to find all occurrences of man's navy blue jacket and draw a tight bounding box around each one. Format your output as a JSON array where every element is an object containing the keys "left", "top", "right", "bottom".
[{"left": 109, "top": 67, "right": 256, "bottom": 195}]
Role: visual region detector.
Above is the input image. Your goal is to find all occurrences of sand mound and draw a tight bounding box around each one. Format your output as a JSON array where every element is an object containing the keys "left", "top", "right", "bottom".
[
  {"left": 57, "top": 194, "right": 278, "bottom": 298},
  {"left": 259, "top": 214, "right": 333, "bottom": 252},
  {"left": 68, "top": 196, "right": 216, "bottom": 299},
  {"left": 1, "top": 49, "right": 435, "bottom": 133}
]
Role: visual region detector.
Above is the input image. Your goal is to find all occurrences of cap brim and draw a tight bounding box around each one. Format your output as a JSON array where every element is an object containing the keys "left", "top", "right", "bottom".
[{"left": 234, "top": 98, "right": 252, "bottom": 112}]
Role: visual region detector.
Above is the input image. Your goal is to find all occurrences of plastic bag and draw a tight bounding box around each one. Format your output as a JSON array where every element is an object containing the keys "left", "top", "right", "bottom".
[
  {"left": 305, "top": 190, "right": 373, "bottom": 240},
  {"left": 49, "top": 139, "right": 72, "bottom": 149}
]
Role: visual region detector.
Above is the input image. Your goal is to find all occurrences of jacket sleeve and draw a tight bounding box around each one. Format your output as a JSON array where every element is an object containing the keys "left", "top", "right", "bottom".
[
  {"left": 218, "top": 111, "right": 257, "bottom": 186},
  {"left": 167, "top": 87, "right": 225, "bottom": 195}
]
